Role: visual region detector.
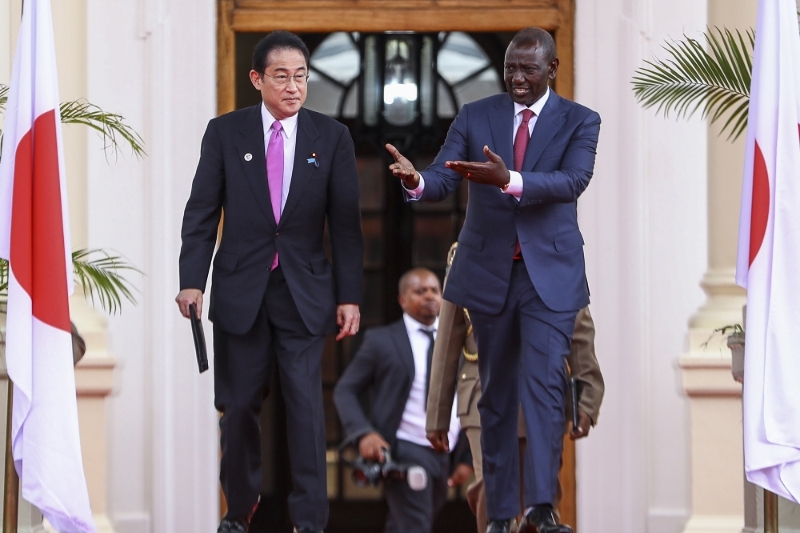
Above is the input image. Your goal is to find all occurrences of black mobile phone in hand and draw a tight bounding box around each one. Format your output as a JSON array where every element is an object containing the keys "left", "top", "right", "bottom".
[
  {"left": 189, "top": 303, "right": 209, "bottom": 373},
  {"left": 569, "top": 377, "right": 583, "bottom": 431}
]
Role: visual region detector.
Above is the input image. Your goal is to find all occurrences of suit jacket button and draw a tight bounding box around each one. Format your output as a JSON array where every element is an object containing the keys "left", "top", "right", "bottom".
[
  {"left": 461, "top": 373, "right": 467, "bottom": 379},
  {"left": 275, "top": 232, "right": 280, "bottom": 238}
]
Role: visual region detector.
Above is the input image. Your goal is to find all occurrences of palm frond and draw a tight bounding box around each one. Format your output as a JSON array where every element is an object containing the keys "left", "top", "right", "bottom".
[
  {"left": 0, "top": 84, "right": 8, "bottom": 112},
  {"left": 0, "top": 258, "right": 7, "bottom": 295},
  {"left": 59, "top": 99, "right": 146, "bottom": 160},
  {"left": 71, "top": 249, "right": 141, "bottom": 315},
  {"left": 0, "top": 83, "right": 146, "bottom": 161},
  {"left": 0, "top": 251, "right": 140, "bottom": 315},
  {"left": 632, "top": 27, "right": 754, "bottom": 141}
]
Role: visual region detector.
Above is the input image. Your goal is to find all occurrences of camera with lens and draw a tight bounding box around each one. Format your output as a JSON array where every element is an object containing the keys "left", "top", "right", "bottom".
[{"left": 349, "top": 448, "right": 428, "bottom": 491}]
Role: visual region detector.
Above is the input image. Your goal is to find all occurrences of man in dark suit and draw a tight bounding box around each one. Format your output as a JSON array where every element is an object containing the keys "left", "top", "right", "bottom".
[
  {"left": 333, "top": 268, "right": 472, "bottom": 533},
  {"left": 426, "top": 243, "right": 605, "bottom": 533},
  {"left": 176, "top": 31, "right": 363, "bottom": 533},
  {"left": 386, "top": 28, "right": 600, "bottom": 533}
]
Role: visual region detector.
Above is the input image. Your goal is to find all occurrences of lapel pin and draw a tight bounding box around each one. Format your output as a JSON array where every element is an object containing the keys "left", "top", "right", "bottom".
[
  {"left": 244, "top": 153, "right": 253, "bottom": 161},
  {"left": 307, "top": 152, "right": 319, "bottom": 167}
]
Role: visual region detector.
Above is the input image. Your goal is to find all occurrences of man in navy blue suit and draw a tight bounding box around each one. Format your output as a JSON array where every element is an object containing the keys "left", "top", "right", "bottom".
[{"left": 386, "top": 27, "right": 600, "bottom": 533}]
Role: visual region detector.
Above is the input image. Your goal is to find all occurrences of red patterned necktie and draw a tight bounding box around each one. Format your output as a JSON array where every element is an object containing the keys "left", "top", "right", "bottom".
[
  {"left": 513, "top": 109, "right": 534, "bottom": 172},
  {"left": 267, "top": 120, "right": 283, "bottom": 270},
  {"left": 512, "top": 109, "right": 534, "bottom": 259}
]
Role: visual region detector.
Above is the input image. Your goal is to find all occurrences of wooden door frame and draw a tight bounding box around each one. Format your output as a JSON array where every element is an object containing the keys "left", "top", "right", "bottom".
[
  {"left": 217, "top": 0, "right": 574, "bottom": 114},
  {"left": 216, "top": 0, "right": 578, "bottom": 529}
]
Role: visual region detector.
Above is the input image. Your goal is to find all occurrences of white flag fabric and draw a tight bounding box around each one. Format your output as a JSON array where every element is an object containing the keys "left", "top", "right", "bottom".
[
  {"left": 0, "top": 0, "right": 96, "bottom": 530},
  {"left": 735, "top": 0, "right": 800, "bottom": 504}
]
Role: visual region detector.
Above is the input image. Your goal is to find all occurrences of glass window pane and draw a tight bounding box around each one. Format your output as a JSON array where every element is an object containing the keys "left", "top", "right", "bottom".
[
  {"left": 342, "top": 81, "right": 359, "bottom": 118},
  {"left": 310, "top": 32, "right": 360, "bottom": 83},
  {"left": 438, "top": 32, "right": 491, "bottom": 85},
  {"left": 455, "top": 68, "right": 503, "bottom": 108},
  {"left": 437, "top": 79, "right": 456, "bottom": 117},
  {"left": 304, "top": 76, "right": 344, "bottom": 115}
]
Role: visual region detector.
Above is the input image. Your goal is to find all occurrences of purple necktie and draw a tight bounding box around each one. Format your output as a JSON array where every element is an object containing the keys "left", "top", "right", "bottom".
[
  {"left": 267, "top": 120, "right": 284, "bottom": 269},
  {"left": 512, "top": 109, "right": 534, "bottom": 259}
]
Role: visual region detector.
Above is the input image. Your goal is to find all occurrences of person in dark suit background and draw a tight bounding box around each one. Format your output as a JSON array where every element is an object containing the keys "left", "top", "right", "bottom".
[
  {"left": 175, "top": 31, "right": 363, "bottom": 533},
  {"left": 333, "top": 268, "right": 472, "bottom": 533},
  {"left": 386, "top": 28, "right": 601, "bottom": 533},
  {"left": 427, "top": 244, "right": 606, "bottom": 533}
]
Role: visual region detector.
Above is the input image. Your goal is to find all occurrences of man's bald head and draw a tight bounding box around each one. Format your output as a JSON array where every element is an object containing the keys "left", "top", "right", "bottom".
[{"left": 398, "top": 268, "right": 442, "bottom": 327}]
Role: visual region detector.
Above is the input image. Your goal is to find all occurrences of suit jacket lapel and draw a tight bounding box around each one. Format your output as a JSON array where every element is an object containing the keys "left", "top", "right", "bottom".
[
  {"left": 523, "top": 92, "right": 567, "bottom": 171},
  {"left": 489, "top": 96, "right": 515, "bottom": 169},
  {"left": 391, "top": 320, "right": 415, "bottom": 381},
  {"left": 279, "top": 108, "right": 320, "bottom": 226},
  {"left": 238, "top": 105, "right": 275, "bottom": 227}
]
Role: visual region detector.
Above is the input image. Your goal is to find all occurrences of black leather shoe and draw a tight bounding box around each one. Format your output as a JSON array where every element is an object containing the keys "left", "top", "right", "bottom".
[
  {"left": 520, "top": 505, "right": 573, "bottom": 533},
  {"left": 487, "top": 519, "right": 516, "bottom": 533},
  {"left": 293, "top": 529, "right": 324, "bottom": 533},
  {"left": 217, "top": 517, "right": 248, "bottom": 533}
]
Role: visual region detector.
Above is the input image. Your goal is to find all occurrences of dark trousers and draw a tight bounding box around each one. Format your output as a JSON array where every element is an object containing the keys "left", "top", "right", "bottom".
[
  {"left": 384, "top": 439, "right": 451, "bottom": 533},
  {"left": 213, "top": 266, "right": 328, "bottom": 530},
  {"left": 471, "top": 260, "right": 576, "bottom": 520}
]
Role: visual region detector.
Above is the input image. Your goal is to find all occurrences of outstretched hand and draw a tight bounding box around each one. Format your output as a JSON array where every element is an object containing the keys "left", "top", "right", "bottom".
[
  {"left": 445, "top": 145, "right": 510, "bottom": 188},
  {"left": 385, "top": 143, "right": 420, "bottom": 190}
]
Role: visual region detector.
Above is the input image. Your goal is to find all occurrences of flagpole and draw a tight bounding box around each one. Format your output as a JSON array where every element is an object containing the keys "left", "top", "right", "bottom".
[
  {"left": 3, "top": 380, "right": 17, "bottom": 533},
  {"left": 764, "top": 489, "right": 778, "bottom": 533}
]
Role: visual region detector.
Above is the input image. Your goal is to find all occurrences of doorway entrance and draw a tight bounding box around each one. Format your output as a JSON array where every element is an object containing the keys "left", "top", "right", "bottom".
[{"left": 217, "top": 3, "right": 578, "bottom": 531}]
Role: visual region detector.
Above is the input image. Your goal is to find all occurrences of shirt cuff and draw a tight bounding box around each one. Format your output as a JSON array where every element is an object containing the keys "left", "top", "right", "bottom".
[
  {"left": 403, "top": 172, "right": 425, "bottom": 201},
  {"left": 503, "top": 171, "right": 523, "bottom": 199}
]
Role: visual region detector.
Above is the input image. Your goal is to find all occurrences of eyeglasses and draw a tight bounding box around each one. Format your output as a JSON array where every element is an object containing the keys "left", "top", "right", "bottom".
[{"left": 264, "top": 73, "right": 309, "bottom": 86}]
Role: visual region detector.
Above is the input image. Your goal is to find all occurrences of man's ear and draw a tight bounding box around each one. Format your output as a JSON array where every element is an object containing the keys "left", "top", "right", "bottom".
[
  {"left": 549, "top": 58, "right": 560, "bottom": 80},
  {"left": 249, "top": 70, "right": 262, "bottom": 89}
]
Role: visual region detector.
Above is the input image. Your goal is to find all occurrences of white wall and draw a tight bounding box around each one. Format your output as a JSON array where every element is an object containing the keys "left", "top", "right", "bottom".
[
  {"left": 85, "top": 1, "right": 218, "bottom": 532},
  {"left": 575, "top": 1, "right": 708, "bottom": 533}
]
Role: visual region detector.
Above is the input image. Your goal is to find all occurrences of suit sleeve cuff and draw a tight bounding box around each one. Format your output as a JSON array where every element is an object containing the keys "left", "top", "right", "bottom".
[{"left": 403, "top": 173, "right": 425, "bottom": 201}]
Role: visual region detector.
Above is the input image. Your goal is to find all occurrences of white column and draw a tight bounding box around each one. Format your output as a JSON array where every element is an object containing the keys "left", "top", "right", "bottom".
[
  {"left": 575, "top": 1, "right": 708, "bottom": 532},
  {"left": 677, "top": 1, "right": 756, "bottom": 532},
  {"left": 86, "top": 1, "right": 219, "bottom": 532}
]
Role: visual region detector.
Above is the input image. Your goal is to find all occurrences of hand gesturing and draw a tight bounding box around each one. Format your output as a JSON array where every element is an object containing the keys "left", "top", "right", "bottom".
[
  {"left": 385, "top": 143, "right": 420, "bottom": 190},
  {"left": 445, "top": 145, "right": 510, "bottom": 188}
]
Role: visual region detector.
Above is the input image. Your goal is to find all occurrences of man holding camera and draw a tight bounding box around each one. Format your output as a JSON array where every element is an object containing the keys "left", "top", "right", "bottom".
[{"left": 334, "top": 268, "right": 471, "bottom": 533}]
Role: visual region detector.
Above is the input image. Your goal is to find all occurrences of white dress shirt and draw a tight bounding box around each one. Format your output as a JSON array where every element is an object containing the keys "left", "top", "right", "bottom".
[
  {"left": 260, "top": 103, "right": 299, "bottom": 214},
  {"left": 395, "top": 314, "right": 460, "bottom": 449},
  {"left": 406, "top": 87, "right": 551, "bottom": 201}
]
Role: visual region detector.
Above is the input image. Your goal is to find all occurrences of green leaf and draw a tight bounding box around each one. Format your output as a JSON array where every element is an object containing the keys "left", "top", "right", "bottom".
[
  {"left": 59, "top": 99, "right": 146, "bottom": 160},
  {"left": 0, "top": 257, "right": 7, "bottom": 295},
  {"left": 71, "top": 249, "right": 141, "bottom": 315},
  {"left": 1, "top": 250, "right": 140, "bottom": 315},
  {"left": 632, "top": 27, "right": 754, "bottom": 141},
  {"left": 0, "top": 83, "right": 146, "bottom": 161}
]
